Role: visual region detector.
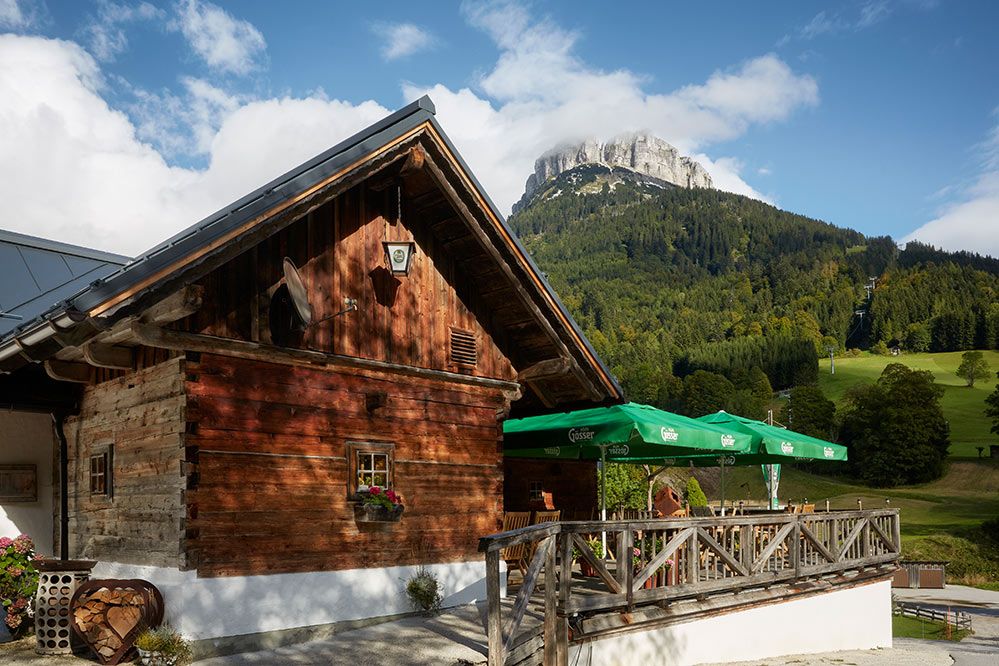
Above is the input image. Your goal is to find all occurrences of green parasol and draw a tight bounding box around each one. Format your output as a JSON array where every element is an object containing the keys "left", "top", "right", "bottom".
[{"left": 503, "top": 403, "right": 755, "bottom": 553}]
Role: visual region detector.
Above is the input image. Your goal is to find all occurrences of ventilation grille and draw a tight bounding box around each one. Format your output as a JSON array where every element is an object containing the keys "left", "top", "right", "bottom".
[{"left": 449, "top": 328, "right": 478, "bottom": 367}]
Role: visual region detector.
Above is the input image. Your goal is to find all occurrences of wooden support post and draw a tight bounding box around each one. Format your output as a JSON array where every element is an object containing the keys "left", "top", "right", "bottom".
[
  {"left": 891, "top": 511, "right": 902, "bottom": 555},
  {"left": 686, "top": 528, "right": 698, "bottom": 584},
  {"left": 792, "top": 517, "right": 801, "bottom": 578},
  {"left": 740, "top": 525, "right": 753, "bottom": 572},
  {"left": 861, "top": 517, "right": 871, "bottom": 559},
  {"left": 618, "top": 529, "right": 633, "bottom": 606},
  {"left": 557, "top": 533, "right": 571, "bottom": 666},
  {"left": 486, "top": 549, "right": 503, "bottom": 666},
  {"left": 544, "top": 536, "right": 557, "bottom": 666}
]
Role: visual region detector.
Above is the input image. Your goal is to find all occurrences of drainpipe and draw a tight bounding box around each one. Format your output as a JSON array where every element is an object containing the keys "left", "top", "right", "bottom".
[{"left": 52, "top": 413, "right": 69, "bottom": 561}]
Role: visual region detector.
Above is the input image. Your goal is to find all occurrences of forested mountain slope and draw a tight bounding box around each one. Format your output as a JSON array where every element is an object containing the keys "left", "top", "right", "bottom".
[{"left": 508, "top": 164, "right": 999, "bottom": 402}]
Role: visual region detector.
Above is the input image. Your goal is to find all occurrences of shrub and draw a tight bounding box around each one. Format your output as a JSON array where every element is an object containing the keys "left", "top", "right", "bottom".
[
  {"left": 405, "top": 568, "right": 443, "bottom": 614},
  {"left": 134, "top": 625, "right": 193, "bottom": 664},
  {"left": 572, "top": 537, "right": 603, "bottom": 561},
  {"left": 684, "top": 477, "right": 708, "bottom": 507},
  {"left": 0, "top": 534, "right": 40, "bottom": 638}
]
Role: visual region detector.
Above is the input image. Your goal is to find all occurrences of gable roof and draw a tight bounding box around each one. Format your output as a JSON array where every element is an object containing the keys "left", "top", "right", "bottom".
[
  {"left": 0, "top": 230, "right": 129, "bottom": 338},
  {"left": 0, "top": 96, "right": 622, "bottom": 406}
]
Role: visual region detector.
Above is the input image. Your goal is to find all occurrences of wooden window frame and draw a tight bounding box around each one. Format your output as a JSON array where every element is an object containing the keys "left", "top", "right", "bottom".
[
  {"left": 89, "top": 446, "right": 113, "bottom": 499},
  {"left": 347, "top": 441, "right": 395, "bottom": 498},
  {"left": 528, "top": 480, "right": 544, "bottom": 502}
]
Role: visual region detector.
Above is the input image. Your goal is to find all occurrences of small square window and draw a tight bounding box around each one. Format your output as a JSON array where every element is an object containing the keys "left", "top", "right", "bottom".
[
  {"left": 89, "top": 447, "right": 113, "bottom": 497},
  {"left": 528, "top": 481, "right": 543, "bottom": 501},
  {"left": 347, "top": 442, "right": 394, "bottom": 496}
]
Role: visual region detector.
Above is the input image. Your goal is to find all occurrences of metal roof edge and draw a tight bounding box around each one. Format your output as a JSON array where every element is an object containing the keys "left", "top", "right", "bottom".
[{"left": 0, "top": 229, "right": 131, "bottom": 265}]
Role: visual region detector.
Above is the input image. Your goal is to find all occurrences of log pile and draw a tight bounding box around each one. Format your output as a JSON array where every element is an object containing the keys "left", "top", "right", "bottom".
[{"left": 70, "top": 579, "right": 164, "bottom": 665}]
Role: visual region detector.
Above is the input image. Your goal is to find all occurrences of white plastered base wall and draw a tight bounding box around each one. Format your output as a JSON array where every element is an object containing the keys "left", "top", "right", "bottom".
[
  {"left": 571, "top": 579, "right": 892, "bottom": 666},
  {"left": 92, "top": 559, "right": 505, "bottom": 641}
]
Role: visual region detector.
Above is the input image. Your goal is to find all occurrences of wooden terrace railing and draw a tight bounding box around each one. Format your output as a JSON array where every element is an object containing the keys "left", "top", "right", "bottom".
[{"left": 478, "top": 509, "right": 901, "bottom": 666}]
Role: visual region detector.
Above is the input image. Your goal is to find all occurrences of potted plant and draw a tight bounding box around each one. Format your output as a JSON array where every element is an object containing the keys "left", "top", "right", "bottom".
[
  {"left": 0, "top": 534, "right": 40, "bottom": 640},
  {"left": 353, "top": 486, "right": 405, "bottom": 523},
  {"left": 134, "top": 626, "right": 192, "bottom": 666},
  {"left": 572, "top": 538, "right": 603, "bottom": 577},
  {"left": 633, "top": 538, "right": 674, "bottom": 589}
]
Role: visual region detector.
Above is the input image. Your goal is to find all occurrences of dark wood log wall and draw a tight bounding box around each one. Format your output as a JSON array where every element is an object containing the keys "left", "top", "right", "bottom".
[
  {"left": 185, "top": 353, "right": 509, "bottom": 577},
  {"left": 176, "top": 183, "right": 516, "bottom": 383}
]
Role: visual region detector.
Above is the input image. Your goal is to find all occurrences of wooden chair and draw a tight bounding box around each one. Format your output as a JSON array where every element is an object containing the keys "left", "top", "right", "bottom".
[
  {"left": 801, "top": 503, "right": 815, "bottom": 514},
  {"left": 525, "top": 510, "right": 561, "bottom": 568},
  {"left": 500, "top": 511, "right": 532, "bottom": 577}
]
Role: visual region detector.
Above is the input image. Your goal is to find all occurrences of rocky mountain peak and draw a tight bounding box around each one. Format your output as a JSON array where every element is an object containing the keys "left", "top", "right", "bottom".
[{"left": 520, "top": 133, "right": 713, "bottom": 203}]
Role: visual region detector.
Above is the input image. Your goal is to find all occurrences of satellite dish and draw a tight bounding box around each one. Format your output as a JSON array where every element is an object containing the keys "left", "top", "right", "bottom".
[{"left": 282, "top": 258, "right": 312, "bottom": 326}]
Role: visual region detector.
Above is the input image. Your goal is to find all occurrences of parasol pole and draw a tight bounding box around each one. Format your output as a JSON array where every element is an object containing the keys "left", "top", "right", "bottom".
[{"left": 600, "top": 445, "right": 608, "bottom": 559}]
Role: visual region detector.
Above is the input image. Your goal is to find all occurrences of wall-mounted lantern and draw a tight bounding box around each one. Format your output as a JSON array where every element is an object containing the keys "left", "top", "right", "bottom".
[{"left": 382, "top": 241, "right": 416, "bottom": 276}]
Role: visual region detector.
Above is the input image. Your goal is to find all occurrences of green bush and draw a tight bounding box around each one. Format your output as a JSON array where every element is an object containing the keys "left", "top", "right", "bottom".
[
  {"left": 405, "top": 568, "right": 443, "bottom": 614},
  {"left": 684, "top": 477, "right": 708, "bottom": 507}
]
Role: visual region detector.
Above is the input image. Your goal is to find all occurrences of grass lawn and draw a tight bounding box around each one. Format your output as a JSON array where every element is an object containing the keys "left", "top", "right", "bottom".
[
  {"left": 892, "top": 614, "right": 971, "bottom": 641},
  {"left": 816, "top": 350, "right": 999, "bottom": 458}
]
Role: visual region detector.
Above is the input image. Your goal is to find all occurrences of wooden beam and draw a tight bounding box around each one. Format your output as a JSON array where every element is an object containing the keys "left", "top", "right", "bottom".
[
  {"left": 82, "top": 343, "right": 134, "bottom": 370},
  {"left": 44, "top": 360, "right": 91, "bottom": 384},
  {"left": 97, "top": 285, "right": 206, "bottom": 346},
  {"left": 130, "top": 323, "right": 522, "bottom": 393},
  {"left": 517, "top": 357, "right": 572, "bottom": 383}
]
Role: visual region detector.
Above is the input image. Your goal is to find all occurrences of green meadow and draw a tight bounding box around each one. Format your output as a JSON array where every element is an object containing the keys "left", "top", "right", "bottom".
[{"left": 816, "top": 350, "right": 999, "bottom": 458}]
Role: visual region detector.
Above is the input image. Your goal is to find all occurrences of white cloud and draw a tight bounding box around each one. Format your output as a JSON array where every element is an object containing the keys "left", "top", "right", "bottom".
[
  {"left": 858, "top": 1, "right": 893, "bottom": 29},
  {"left": 904, "top": 121, "right": 999, "bottom": 258},
  {"left": 0, "top": 34, "right": 385, "bottom": 255},
  {"left": 0, "top": 0, "right": 33, "bottom": 29},
  {"left": 81, "top": 1, "right": 163, "bottom": 62},
  {"left": 0, "top": 3, "right": 818, "bottom": 257},
  {"left": 171, "top": 0, "right": 266, "bottom": 75},
  {"left": 404, "top": 1, "right": 816, "bottom": 210},
  {"left": 376, "top": 22, "right": 435, "bottom": 61}
]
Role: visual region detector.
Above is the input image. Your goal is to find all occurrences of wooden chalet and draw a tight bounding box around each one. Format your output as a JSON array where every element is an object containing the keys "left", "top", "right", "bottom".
[{"left": 0, "top": 96, "right": 622, "bottom": 647}]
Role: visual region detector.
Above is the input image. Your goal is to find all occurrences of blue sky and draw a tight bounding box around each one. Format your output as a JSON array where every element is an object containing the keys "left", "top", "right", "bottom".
[{"left": 1, "top": 0, "right": 997, "bottom": 257}]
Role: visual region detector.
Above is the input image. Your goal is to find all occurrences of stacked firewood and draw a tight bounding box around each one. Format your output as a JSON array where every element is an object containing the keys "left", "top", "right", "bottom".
[{"left": 70, "top": 580, "right": 163, "bottom": 665}]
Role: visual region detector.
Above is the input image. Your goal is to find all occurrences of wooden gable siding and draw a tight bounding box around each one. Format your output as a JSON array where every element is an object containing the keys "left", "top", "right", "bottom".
[
  {"left": 175, "top": 183, "right": 516, "bottom": 383},
  {"left": 184, "top": 352, "right": 508, "bottom": 577},
  {"left": 63, "top": 357, "right": 186, "bottom": 567}
]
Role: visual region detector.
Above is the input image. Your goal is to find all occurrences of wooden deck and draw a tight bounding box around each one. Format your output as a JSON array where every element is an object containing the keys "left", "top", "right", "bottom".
[{"left": 480, "top": 510, "right": 902, "bottom": 666}]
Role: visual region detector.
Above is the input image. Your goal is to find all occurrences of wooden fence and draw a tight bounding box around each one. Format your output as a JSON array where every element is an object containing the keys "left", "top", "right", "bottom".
[
  {"left": 479, "top": 509, "right": 901, "bottom": 666},
  {"left": 895, "top": 601, "right": 972, "bottom": 631}
]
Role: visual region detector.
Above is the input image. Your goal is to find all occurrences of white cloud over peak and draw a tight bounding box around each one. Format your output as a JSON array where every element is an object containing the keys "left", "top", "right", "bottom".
[
  {"left": 81, "top": 1, "right": 163, "bottom": 62},
  {"left": 406, "top": 1, "right": 816, "bottom": 210},
  {"left": 376, "top": 22, "right": 435, "bottom": 61},
  {"left": 171, "top": 0, "right": 266, "bottom": 75},
  {"left": 903, "top": 120, "right": 999, "bottom": 258}
]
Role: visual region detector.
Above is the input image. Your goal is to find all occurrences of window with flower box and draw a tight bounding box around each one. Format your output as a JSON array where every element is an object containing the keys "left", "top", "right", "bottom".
[{"left": 347, "top": 442, "right": 394, "bottom": 497}]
